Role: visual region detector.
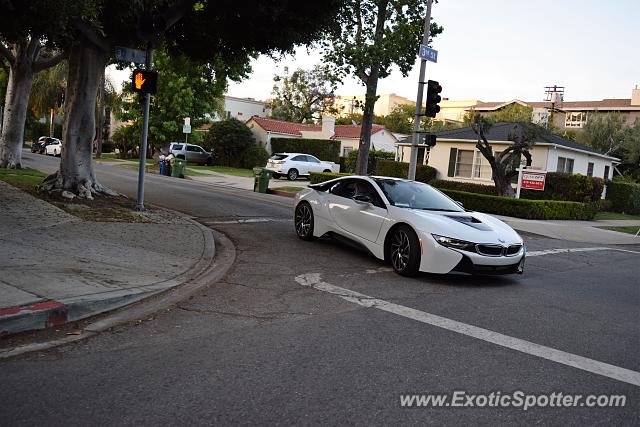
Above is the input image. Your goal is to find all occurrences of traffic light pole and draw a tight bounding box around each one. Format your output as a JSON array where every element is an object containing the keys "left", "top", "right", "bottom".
[
  {"left": 136, "top": 43, "right": 153, "bottom": 211},
  {"left": 408, "top": 0, "right": 434, "bottom": 181}
]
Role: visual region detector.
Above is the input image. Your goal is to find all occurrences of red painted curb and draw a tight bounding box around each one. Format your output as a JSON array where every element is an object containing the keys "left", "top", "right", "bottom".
[
  {"left": 266, "top": 189, "right": 296, "bottom": 198},
  {"left": 0, "top": 300, "right": 64, "bottom": 317}
]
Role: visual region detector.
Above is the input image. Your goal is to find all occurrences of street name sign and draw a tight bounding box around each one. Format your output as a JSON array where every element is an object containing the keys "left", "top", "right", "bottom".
[
  {"left": 115, "top": 46, "right": 146, "bottom": 64},
  {"left": 419, "top": 44, "right": 438, "bottom": 63}
]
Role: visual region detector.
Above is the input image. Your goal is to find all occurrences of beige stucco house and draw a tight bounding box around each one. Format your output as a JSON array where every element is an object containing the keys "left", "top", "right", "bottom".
[
  {"left": 246, "top": 116, "right": 398, "bottom": 157},
  {"left": 396, "top": 123, "right": 620, "bottom": 184}
]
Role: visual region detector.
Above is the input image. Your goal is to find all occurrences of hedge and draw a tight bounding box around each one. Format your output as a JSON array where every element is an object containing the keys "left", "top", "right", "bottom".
[
  {"left": 606, "top": 181, "right": 640, "bottom": 214},
  {"left": 309, "top": 172, "right": 350, "bottom": 184},
  {"left": 271, "top": 137, "right": 341, "bottom": 163},
  {"left": 440, "top": 189, "right": 597, "bottom": 220},
  {"left": 343, "top": 149, "right": 395, "bottom": 174},
  {"left": 376, "top": 160, "right": 437, "bottom": 183},
  {"left": 520, "top": 172, "right": 604, "bottom": 203},
  {"left": 431, "top": 180, "right": 499, "bottom": 195},
  {"left": 432, "top": 173, "right": 604, "bottom": 203}
]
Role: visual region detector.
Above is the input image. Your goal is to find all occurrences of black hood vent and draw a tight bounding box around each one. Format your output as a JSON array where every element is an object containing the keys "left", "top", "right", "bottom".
[{"left": 444, "top": 215, "right": 492, "bottom": 231}]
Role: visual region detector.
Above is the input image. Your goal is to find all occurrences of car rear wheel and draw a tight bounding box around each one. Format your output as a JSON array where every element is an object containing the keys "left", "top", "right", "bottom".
[
  {"left": 323, "top": 169, "right": 331, "bottom": 173},
  {"left": 294, "top": 202, "right": 316, "bottom": 241},
  {"left": 388, "top": 225, "right": 421, "bottom": 277},
  {"left": 287, "top": 169, "right": 298, "bottom": 181}
]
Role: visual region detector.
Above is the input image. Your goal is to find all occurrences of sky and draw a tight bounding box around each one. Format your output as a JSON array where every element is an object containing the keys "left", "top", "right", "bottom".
[{"left": 108, "top": 0, "right": 639, "bottom": 103}]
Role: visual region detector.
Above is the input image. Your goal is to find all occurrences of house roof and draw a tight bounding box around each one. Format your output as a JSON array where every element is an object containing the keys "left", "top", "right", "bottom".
[
  {"left": 247, "top": 116, "right": 391, "bottom": 139},
  {"left": 430, "top": 122, "right": 618, "bottom": 160},
  {"left": 469, "top": 99, "right": 637, "bottom": 112}
]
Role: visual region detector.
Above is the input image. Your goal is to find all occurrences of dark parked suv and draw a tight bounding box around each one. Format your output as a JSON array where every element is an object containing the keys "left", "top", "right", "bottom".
[{"left": 32, "top": 136, "right": 61, "bottom": 154}]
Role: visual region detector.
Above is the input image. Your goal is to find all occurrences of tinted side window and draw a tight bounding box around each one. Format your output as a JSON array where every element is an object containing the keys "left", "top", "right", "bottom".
[
  {"left": 331, "top": 181, "right": 357, "bottom": 199},
  {"left": 356, "top": 182, "right": 386, "bottom": 209},
  {"left": 186, "top": 146, "right": 197, "bottom": 152},
  {"left": 172, "top": 144, "right": 183, "bottom": 150},
  {"left": 306, "top": 155, "right": 320, "bottom": 163},
  {"left": 292, "top": 155, "right": 306, "bottom": 162}
]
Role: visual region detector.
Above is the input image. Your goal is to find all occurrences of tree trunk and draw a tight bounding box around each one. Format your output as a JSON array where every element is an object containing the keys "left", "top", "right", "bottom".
[
  {"left": 492, "top": 165, "right": 515, "bottom": 197},
  {"left": 0, "top": 53, "right": 34, "bottom": 169},
  {"left": 355, "top": 76, "right": 380, "bottom": 175},
  {"left": 40, "top": 40, "right": 115, "bottom": 198}
]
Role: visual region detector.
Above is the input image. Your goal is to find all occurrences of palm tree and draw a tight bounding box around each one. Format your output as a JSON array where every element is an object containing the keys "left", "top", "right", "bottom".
[{"left": 29, "top": 60, "right": 67, "bottom": 137}]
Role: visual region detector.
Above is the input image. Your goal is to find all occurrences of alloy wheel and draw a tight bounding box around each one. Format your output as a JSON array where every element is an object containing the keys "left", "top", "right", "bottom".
[
  {"left": 295, "top": 204, "right": 312, "bottom": 238},
  {"left": 391, "top": 230, "right": 411, "bottom": 271}
]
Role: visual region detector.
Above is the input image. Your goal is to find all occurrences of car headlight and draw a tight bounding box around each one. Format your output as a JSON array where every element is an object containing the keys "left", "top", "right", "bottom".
[{"left": 432, "top": 234, "right": 475, "bottom": 252}]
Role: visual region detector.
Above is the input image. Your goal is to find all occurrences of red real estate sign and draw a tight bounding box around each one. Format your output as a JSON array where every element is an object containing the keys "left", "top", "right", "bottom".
[{"left": 521, "top": 171, "right": 546, "bottom": 191}]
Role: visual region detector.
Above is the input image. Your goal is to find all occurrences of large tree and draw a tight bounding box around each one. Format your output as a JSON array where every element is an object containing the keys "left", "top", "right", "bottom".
[
  {"left": 322, "top": 0, "right": 442, "bottom": 175},
  {"left": 471, "top": 114, "right": 539, "bottom": 197},
  {"left": 270, "top": 65, "right": 339, "bottom": 123},
  {"left": 0, "top": 39, "right": 66, "bottom": 168},
  {"left": 2, "top": 0, "right": 343, "bottom": 197}
]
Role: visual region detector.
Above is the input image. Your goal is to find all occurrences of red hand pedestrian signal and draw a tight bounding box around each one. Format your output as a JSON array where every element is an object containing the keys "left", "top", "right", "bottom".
[{"left": 131, "top": 69, "right": 158, "bottom": 94}]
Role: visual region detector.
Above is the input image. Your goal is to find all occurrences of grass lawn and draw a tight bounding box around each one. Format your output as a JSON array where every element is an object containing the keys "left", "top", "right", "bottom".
[
  {"left": 0, "top": 168, "right": 47, "bottom": 193},
  {"left": 273, "top": 186, "right": 304, "bottom": 193},
  {"left": 597, "top": 226, "right": 640, "bottom": 235},
  {"left": 594, "top": 211, "right": 640, "bottom": 221},
  {"left": 188, "top": 165, "right": 254, "bottom": 177}
]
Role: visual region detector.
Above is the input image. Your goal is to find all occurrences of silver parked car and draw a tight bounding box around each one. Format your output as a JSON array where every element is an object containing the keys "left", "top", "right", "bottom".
[{"left": 169, "top": 142, "right": 213, "bottom": 165}]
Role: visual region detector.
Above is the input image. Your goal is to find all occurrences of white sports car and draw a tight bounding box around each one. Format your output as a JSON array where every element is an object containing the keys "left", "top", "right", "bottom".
[{"left": 293, "top": 175, "right": 525, "bottom": 276}]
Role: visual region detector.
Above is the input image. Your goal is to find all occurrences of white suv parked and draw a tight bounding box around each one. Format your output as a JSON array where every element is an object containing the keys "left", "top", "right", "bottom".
[
  {"left": 169, "top": 142, "right": 213, "bottom": 165},
  {"left": 265, "top": 153, "right": 340, "bottom": 181}
]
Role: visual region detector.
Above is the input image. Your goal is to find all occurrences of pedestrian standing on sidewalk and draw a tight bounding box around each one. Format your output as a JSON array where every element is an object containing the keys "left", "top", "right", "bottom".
[{"left": 165, "top": 152, "right": 175, "bottom": 176}]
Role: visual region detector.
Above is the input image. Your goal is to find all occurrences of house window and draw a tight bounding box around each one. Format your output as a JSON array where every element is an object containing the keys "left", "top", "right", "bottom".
[
  {"left": 342, "top": 147, "right": 353, "bottom": 157},
  {"left": 473, "top": 151, "right": 492, "bottom": 179},
  {"left": 565, "top": 112, "right": 588, "bottom": 128},
  {"left": 455, "top": 149, "right": 474, "bottom": 177},
  {"left": 587, "top": 162, "right": 594, "bottom": 177},
  {"left": 604, "top": 165, "right": 610, "bottom": 180},
  {"left": 556, "top": 157, "right": 574, "bottom": 173}
]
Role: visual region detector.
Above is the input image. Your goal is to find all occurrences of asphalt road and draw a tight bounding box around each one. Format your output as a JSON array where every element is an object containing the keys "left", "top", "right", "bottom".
[{"left": 2, "top": 152, "right": 639, "bottom": 425}]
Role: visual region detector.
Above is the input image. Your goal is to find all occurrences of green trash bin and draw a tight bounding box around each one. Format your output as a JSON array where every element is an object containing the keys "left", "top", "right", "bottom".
[
  {"left": 253, "top": 167, "right": 272, "bottom": 193},
  {"left": 172, "top": 158, "right": 187, "bottom": 178}
]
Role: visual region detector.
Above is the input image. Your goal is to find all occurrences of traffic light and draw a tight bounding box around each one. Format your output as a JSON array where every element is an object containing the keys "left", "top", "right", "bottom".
[
  {"left": 131, "top": 69, "right": 158, "bottom": 94},
  {"left": 424, "top": 79, "right": 442, "bottom": 118}
]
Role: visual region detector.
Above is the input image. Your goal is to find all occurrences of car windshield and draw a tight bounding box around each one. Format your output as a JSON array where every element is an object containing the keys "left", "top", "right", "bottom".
[{"left": 374, "top": 178, "right": 464, "bottom": 212}]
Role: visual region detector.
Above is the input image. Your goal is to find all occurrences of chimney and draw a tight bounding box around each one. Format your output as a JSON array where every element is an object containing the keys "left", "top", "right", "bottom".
[
  {"left": 322, "top": 115, "right": 336, "bottom": 136},
  {"left": 632, "top": 85, "right": 640, "bottom": 106}
]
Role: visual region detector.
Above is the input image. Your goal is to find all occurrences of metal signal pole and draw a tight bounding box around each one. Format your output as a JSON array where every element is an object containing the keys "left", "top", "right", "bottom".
[
  {"left": 408, "top": 0, "right": 434, "bottom": 180},
  {"left": 136, "top": 42, "right": 153, "bottom": 211}
]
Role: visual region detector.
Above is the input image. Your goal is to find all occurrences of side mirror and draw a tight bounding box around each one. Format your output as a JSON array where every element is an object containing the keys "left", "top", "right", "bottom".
[{"left": 353, "top": 194, "right": 373, "bottom": 204}]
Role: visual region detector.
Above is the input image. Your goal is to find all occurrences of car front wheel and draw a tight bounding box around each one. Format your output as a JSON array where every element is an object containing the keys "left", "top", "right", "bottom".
[
  {"left": 287, "top": 169, "right": 299, "bottom": 181},
  {"left": 294, "top": 202, "right": 316, "bottom": 241},
  {"left": 388, "top": 225, "right": 421, "bottom": 277}
]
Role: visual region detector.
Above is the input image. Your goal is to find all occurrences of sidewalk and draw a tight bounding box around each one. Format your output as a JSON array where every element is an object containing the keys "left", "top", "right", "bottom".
[
  {"left": 0, "top": 181, "right": 214, "bottom": 336},
  {"left": 187, "top": 168, "right": 309, "bottom": 191},
  {"left": 495, "top": 215, "right": 640, "bottom": 245}
]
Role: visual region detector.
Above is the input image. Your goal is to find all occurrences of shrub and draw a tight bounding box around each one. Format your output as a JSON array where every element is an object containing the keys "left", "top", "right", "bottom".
[
  {"left": 309, "top": 172, "right": 350, "bottom": 184},
  {"left": 271, "top": 138, "right": 340, "bottom": 163},
  {"left": 344, "top": 149, "right": 395, "bottom": 174},
  {"left": 205, "top": 118, "right": 255, "bottom": 168},
  {"left": 440, "top": 189, "right": 597, "bottom": 220},
  {"left": 606, "top": 181, "right": 640, "bottom": 214},
  {"left": 431, "top": 179, "right": 499, "bottom": 195},
  {"left": 242, "top": 144, "right": 269, "bottom": 168},
  {"left": 375, "top": 160, "right": 437, "bottom": 183}
]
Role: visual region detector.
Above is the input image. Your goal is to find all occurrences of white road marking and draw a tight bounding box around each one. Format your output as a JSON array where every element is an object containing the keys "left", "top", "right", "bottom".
[
  {"left": 527, "top": 247, "right": 640, "bottom": 257},
  {"left": 295, "top": 273, "right": 640, "bottom": 387},
  {"left": 205, "top": 218, "right": 292, "bottom": 224}
]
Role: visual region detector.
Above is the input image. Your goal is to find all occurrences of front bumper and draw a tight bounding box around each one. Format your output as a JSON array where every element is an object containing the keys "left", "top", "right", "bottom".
[
  {"left": 452, "top": 253, "right": 525, "bottom": 275},
  {"left": 418, "top": 231, "right": 525, "bottom": 275}
]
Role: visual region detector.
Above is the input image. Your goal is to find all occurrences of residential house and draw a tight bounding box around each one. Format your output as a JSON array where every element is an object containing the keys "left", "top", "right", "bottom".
[
  {"left": 212, "top": 96, "right": 271, "bottom": 122},
  {"left": 395, "top": 123, "right": 619, "bottom": 183},
  {"left": 333, "top": 93, "right": 415, "bottom": 117},
  {"left": 246, "top": 116, "right": 398, "bottom": 157}
]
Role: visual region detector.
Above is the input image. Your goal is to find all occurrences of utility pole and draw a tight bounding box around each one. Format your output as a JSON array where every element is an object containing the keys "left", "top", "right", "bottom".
[
  {"left": 408, "top": 0, "right": 434, "bottom": 180},
  {"left": 136, "top": 42, "right": 153, "bottom": 211}
]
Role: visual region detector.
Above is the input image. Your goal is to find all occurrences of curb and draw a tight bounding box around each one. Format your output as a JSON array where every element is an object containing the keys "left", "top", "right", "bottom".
[
  {"left": 0, "top": 228, "right": 236, "bottom": 359},
  {"left": 0, "top": 205, "right": 215, "bottom": 338}
]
